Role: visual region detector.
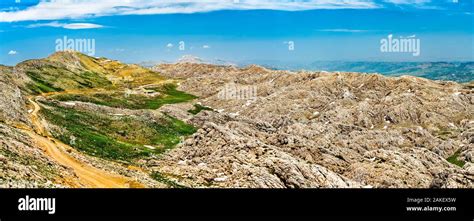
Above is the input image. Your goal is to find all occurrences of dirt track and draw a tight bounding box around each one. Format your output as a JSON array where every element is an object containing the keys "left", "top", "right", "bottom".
[{"left": 26, "top": 97, "right": 145, "bottom": 188}]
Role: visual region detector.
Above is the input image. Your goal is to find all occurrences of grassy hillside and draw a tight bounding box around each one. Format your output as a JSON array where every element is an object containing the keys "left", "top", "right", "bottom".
[
  {"left": 19, "top": 51, "right": 167, "bottom": 94},
  {"left": 51, "top": 84, "right": 197, "bottom": 110},
  {"left": 39, "top": 100, "right": 196, "bottom": 163},
  {"left": 19, "top": 52, "right": 199, "bottom": 165}
]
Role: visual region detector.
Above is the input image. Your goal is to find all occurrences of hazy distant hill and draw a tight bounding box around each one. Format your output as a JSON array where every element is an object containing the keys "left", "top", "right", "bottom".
[
  {"left": 307, "top": 61, "right": 474, "bottom": 83},
  {"left": 249, "top": 61, "right": 474, "bottom": 83},
  {"left": 138, "top": 55, "right": 236, "bottom": 67},
  {"left": 140, "top": 56, "right": 473, "bottom": 83}
]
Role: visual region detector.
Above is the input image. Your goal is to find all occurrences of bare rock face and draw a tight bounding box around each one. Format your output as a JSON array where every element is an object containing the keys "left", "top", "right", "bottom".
[
  {"left": 154, "top": 119, "right": 359, "bottom": 188},
  {"left": 0, "top": 65, "right": 79, "bottom": 187},
  {"left": 0, "top": 66, "right": 31, "bottom": 126},
  {"left": 0, "top": 124, "right": 73, "bottom": 188},
  {"left": 152, "top": 63, "right": 473, "bottom": 188},
  {"left": 0, "top": 66, "right": 63, "bottom": 187},
  {"left": 154, "top": 120, "right": 360, "bottom": 188}
]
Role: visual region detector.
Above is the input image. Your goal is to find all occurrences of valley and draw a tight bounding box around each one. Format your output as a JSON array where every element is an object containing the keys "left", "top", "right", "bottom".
[{"left": 1, "top": 51, "right": 196, "bottom": 188}]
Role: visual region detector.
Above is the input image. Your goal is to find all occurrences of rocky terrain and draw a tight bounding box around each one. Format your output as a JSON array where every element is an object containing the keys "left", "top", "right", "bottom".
[
  {"left": 0, "top": 52, "right": 167, "bottom": 188},
  {"left": 0, "top": 65, "right": 74, "bottom": 187},
  {"left": 151, "top": 63, "right": 474, "bottom": 188},
  {"left": 0, "top": 52, "right": 473, "bottom": 188}
]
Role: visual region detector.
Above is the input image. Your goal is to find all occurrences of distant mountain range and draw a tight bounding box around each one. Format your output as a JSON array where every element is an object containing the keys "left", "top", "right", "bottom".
[
  {"left": 242, "top": 61, "right": 474, "bottom": 83},
  {"left": 138, "top": 55, "right": 236, "bottom": 67},
  {"left": 139, "top": 56, "right": 473, "bottom": 83}
]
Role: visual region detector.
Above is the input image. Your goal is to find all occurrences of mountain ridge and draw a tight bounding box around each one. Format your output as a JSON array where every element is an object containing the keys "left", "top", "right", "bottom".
[{"left": 138, "top": 55, "right": 474, "bottom": 83}]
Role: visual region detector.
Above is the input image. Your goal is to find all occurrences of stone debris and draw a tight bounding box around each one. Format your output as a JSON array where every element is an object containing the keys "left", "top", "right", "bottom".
[{"left": 151, "top": 63, "right": 474, "bottom": 188}]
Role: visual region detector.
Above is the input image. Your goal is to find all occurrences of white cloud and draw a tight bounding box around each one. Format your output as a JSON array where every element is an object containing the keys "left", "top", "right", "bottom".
[
  {"left": 383, "top": 0, "right": 438, "bottom": 9},
  {"left": 317, "top": 29, "right": 369, "bottom": 33},
  {"left": 0, "top": 0, "right": 380, "bottom": 22},
  {"left": 384, "top": 0, "right": 431, "bottom": 4},
  {"left": 8, "top": 50, "right": 17, "bottom": 55},
  {"left": 62, "top": 23, "right": 103, "bottom": 29},
  {"left": 202, "top": 45, "right": 210, "bottom": 49},
  {"left": 26, "top": 21, "right": 104, "bottom": 29}
]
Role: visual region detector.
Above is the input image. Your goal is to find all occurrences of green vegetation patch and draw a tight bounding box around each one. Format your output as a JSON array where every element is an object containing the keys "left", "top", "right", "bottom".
[
  {"left": 25, "top": 64, "right": 112, "bottom": 93},
  {"left": 447, "top": 150, "right": 466, "bottom": 168},
  {"left": 150, "top": 172, "right": 186, "bottom": 188},
  {"left": 26, "top": 71, "right": 63, "bottom": 94},
  {"left": 434, "top": 127, "right": 460, "bottom": 141},
  {"left": 39, "top": 101, "right": 196, "bottom": 162},
  {"left": 148, "top": 84, "right": 198, "bottom": 106},
  {"left": 188, "top": 103, "right": 213, "bottom": 115},
  {"left": 51, "top": 84, "right": 197, "bottom": 110}
]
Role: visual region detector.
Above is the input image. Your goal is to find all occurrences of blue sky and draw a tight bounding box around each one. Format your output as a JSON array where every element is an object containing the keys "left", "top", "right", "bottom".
[{"left": 0, "top": 0, "right": 473, "bottom": 66}]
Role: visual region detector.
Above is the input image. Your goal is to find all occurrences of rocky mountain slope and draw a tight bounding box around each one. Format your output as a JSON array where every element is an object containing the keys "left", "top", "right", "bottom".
[
  {"left": 1, "top": 52, "right": 472, "bottom": 188},
  {"left": 0, "top": 63, "right": 75, "bottom": 187},
  {"left": 1, "top": 52, "right": 170, "bottom": 187},
  {"left": 151, "top": 63, "right": 473, "bottom": 188}
]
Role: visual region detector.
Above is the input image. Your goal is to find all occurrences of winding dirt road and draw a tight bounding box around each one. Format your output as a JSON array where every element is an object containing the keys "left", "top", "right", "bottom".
[{"left": 25, "top": 97, "right": 144, "bottom": 188}]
